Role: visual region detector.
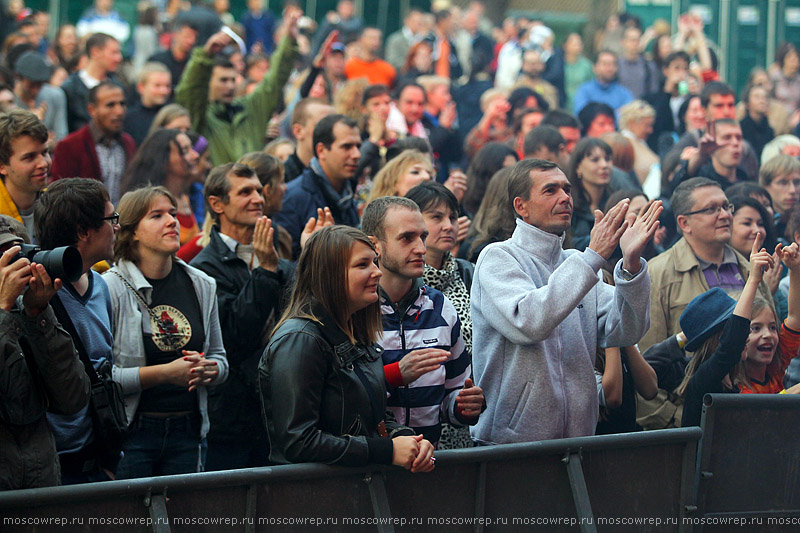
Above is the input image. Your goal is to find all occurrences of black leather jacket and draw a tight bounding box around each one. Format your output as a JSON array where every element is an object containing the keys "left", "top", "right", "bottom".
[{"left": 259, "top": 306, "right": 414, "bottom": 466}]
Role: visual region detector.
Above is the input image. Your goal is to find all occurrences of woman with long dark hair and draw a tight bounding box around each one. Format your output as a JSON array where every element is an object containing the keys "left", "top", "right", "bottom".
[
  {"left": 463, "top": 142, "right": 518, "bottom": 217},
  {"left": 259, "top": 225, "right": 435, "bottom": 470},
  {"left": 568, "top": 137, "right": 614, "bottom": 250},
  {"left": 122, "top": 129, "right": 199, "bottom": 245},
  {"left": 461, "top": 167, "right": 516, "bottom": 262}
]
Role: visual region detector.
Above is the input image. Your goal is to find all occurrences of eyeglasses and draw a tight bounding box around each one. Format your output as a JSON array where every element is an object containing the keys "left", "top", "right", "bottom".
[
  {"left": 102, "top": 212, "right": 120, "bottom": 225},
  {"left": 684, "top": 203, "right": 735, "bottom": 217}
]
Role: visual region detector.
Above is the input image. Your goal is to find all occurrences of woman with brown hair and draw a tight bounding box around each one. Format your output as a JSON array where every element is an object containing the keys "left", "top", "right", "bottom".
[
  {"left": 396, "top": 40, "right": 434, "bottom": 87},
  {"left": 568, "top": 137, "right": 614, "bottom": 251},
  {"left": 105, "top": 186, "right": 228, "bottom": 479},
  {"left": 461, "top": 167, "right": 516, "bottom": 263},
  {"left": 259, "top": 225, "right": 435, "bottom": 470}
]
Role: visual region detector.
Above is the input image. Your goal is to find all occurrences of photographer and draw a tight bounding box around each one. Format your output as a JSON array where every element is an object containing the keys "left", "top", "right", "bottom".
[
  {"left": 0, "top": 217, "right": 89, "bottom": 490},
  {"left": 35, "top": 178, "right": 119, "bottom": 484}
]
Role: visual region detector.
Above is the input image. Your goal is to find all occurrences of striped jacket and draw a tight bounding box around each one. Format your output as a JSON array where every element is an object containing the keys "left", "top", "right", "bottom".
[{"left": 379, "top": 281, "right": 471, "bottom": 444}]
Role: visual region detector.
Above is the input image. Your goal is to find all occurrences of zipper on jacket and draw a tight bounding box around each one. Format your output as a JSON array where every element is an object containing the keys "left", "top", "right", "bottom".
[
  {"left": 556, "top": 323, "right": 568, "bottom": 436},
  {"left": 400, "top": 318, "right": 411, "bottom": 426},
  {"left": 386, "top": 287, "right": 420, "bottom": 428}
]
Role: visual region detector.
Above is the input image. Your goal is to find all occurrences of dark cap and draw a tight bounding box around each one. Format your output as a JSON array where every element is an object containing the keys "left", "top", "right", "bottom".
[
  {"left": 14, "top": 51, "right": 53, "bottom": 83},
  {"left": 680, "top": 288, "right": 737, "bottom": 352},
  {"left": 330, "top": 42, "right": 345, "bottom": 54},
  {"left": 0, "top": 215, "right": 26, "bottom": 248}
]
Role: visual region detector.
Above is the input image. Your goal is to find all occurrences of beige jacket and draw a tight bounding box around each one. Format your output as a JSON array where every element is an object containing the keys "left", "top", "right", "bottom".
[{"left": 639, "top": 237, "right": 773, "bottom": 352}]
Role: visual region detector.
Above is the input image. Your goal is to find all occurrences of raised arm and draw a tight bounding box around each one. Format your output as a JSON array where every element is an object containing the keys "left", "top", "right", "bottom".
[
  {"left": 245, "top": 12, "right": 299, "bottom": 124},
  {"left": 779, "top": 242, "right": 800, "bottom": 331},
  {"left": 475, "top": 246, "right": 607, "bottom": 344},
  {"left": 736, "top": 232, "right": 774, "bottom": 320},
  {"left": 476, "top": 201, "right": 631, "bottom": 343},
  {"left": 174, "top": 31, "right": 234, "bottom": 133}
]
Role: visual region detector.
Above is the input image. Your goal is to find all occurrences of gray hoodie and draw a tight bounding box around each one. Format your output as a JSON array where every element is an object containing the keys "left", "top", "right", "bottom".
[{"left": 470, "top": 219, "right": 650, "bottom": 444}]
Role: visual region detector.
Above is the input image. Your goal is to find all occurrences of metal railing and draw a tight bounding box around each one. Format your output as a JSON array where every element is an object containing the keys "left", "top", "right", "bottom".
[
  {"left": 690, "top": 394, "right": 800, "bottom": 531},
  {"left": 0, "top": 428, "right": 701, "bottom": 532},
  {"left": 4, "top": 394, "right": 800, "bottom": 532}
]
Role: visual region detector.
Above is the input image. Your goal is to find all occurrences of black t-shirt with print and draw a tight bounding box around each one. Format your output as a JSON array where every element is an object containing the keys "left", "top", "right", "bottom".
[{"left": 138, "top": 265, "right": 205, "bottom": 413}]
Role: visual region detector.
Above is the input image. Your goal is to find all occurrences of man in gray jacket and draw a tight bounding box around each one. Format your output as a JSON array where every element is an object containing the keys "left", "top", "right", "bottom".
[{"left": 470, "top": 159, "right": 662, "bottom": 444}]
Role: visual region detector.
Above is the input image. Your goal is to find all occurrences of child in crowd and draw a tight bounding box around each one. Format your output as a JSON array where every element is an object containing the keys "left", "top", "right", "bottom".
[{"left": 679, "top": 233, "right": 800, "bottom": 427}]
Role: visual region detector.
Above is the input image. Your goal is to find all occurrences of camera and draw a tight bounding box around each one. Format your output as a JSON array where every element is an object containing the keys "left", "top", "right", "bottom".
[{"left": 11, "top": 244, "right": 83, "bottom": 283}]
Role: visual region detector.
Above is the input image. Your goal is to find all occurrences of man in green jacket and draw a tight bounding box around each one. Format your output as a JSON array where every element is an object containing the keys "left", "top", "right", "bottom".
[{"left": 176, "top": 13, "right": 299, "bottom": 166}]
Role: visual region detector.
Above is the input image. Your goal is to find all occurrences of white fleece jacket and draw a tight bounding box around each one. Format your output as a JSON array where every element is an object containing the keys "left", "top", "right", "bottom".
[{"left": 470, "top": 219, "right": 650, "bottom": 444}]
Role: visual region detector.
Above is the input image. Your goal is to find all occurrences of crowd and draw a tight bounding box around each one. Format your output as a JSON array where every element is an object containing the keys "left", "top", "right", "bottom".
[{"left": 2, "top": 0, "right": 800, "bottom": 492}]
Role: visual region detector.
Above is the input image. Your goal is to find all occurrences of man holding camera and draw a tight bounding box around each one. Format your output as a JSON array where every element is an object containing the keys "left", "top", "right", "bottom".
[
  {"left": 35, "top": 178, "right": 119, "bottom": 484},
  {"left": 0, "top": 217, "right": 89, "bottom": 490}
]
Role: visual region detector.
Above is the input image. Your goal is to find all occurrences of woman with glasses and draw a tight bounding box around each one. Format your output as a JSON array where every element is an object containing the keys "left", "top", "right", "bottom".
[{"left": 105, "top": 186, "right": 228, "bottom": 479}]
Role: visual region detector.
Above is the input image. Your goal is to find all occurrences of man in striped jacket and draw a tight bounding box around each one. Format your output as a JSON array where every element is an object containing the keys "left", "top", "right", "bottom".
[{"left": 362, "top": 196, "right": 484, "bottom": 446}]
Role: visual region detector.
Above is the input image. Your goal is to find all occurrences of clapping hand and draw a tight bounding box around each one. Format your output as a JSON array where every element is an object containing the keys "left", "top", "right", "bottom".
[
  {"left": 764, "top": 246, "right": 785, "bottom": 295},
  {"left": 253, "top": 216, "right": 279, "bottom": 272},
  {"left": 313, "top": 30, "right": 338, "bottom": 68},
  {"left": 392, "top": 434, "right": 435, "bottom": 473},
  {"left": 184, "top": 351, "right": 219, "bottom": 391},
  {"left": 588, "top": 199, "right": 630, "bottom": 260},
  {"left": 697, "top": 120, "right": 722, "bottom": 157},
  {"left": 443, "top": 170, "right": 467, "bottom": 203},
  {"left": 300, "top": 207, "right": 335, "bottom": 249},
  {"left": 399, "top": 348, "right": 449, "bottom": 384},
  {"left": 619, "top": 200, "right": 663, "bottom": 274}
]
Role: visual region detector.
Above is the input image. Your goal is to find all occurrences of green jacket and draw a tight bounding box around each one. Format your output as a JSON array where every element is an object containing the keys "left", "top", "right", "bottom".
[{"left": 176, "top": 36, "right": 298, "bottom": 166}]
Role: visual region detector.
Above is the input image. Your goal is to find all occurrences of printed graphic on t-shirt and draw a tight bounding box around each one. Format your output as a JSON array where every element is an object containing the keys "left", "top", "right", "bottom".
[{"left": 149, "top": 305, "right": 192, "bottom": 352}]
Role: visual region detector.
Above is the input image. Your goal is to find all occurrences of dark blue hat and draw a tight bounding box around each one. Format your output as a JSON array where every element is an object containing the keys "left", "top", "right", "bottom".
[{"left": 680, "top": 287, "right": 737, "bottom": 352}]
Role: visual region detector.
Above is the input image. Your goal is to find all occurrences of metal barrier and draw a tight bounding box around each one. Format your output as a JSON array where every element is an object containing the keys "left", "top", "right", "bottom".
[
  {"left": 0, "top": 428, "right": 700, "bottom": 533},
  {"left": 691, "top": 394, "right": 800, "bottom": 531}
]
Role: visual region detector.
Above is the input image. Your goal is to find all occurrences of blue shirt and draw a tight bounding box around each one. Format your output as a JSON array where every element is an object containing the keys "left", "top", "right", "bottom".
[
  {"left": 573, "top": 78, "right": 634, "bottom": 115},
  {"left": 46, "top": 271, "right": 114, "bottom": 454}
]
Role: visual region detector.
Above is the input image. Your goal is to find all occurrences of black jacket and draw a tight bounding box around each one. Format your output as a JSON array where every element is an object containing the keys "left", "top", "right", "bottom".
[
  {"left": 740, "top": 114, "right": 774, "bottom": 160},
  {"left": 644, "top": 90, "right": 680, "bottom": 153},
  {"left": 455, "top": 257, "right": 474, "bottom": 293},
  {"left": 283, "top": 151, "right": 306, "bottom": 183},
  {"left": 259, "top": 306, "right": 415, "bottom": 466},
  {"left": 123, "top": 102, "right": 165, "bottom": 146},
  {"left": 421, "top": 112, "right": 462, "bottom": 177},
  {"left": 61, "top": 72, "right": 124, "bottom": 133},
  {"left": 190, "top": 226, "right": 293, "bottom": 443}
]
